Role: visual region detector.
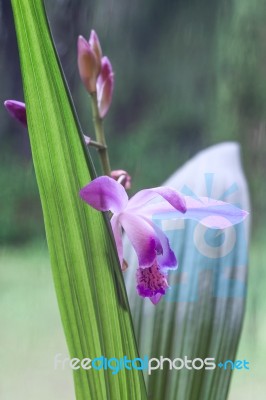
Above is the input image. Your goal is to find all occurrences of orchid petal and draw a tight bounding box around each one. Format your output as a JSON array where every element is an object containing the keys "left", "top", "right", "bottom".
[
  {"left": 128, "top": 186, "right": 186, "bottom": 214},
  {"left": 111, "top": 215, "right": 123, "bottom": 266},
  {"left": 137, "top": 201, "right": 178, "bottom": 218},
  {"left": 79, "top": 176, "right": 128, "bottom": 213},
  {"left": 77, "top": 35, "right": 99, "bottom": 93},
  {"left": 152, "top": 196, "right": 248, "bottom": 228},
  {"left": 153, "top": 224, "right": 177, "bottom": 269},
  {"left": 89, "top": 30, "right": 102, "bottom": 64},
  {"left": 97, "top": 57, "right": 114, "bottom": 118},
  {"left": 97, "top": 56, "right": 113, "bottom": 90},
  {"left": 140, "top": 216, "right": 177, "bottom": 269},
  {"left": 98, "top": 73, "right": 114, "bottom": 118},
  {"left": 150, "top": 293, "right": 163, "bottom": 305},
  {"left": 120, "top": 213, "right": 163, "bottom": 268},
  {"left": 184, "top": 196, "right": 248, "bottom": 228}
]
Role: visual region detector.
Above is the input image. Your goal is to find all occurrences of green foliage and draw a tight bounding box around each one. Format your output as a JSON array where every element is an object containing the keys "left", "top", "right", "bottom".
[
  {"left": 0, "top": 230, "right": 263, "bottom": 399},
  {"left": 10, "top": 0, "right": 146, "bottom": 399},
  {"left": 211, "top": 0, "right": 266, "bottom": 227}
]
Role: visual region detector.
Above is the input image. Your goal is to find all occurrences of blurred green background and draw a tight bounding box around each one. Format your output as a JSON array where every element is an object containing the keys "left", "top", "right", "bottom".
[{"left": 0, "top": 0, "right": 265, "bottom": 398}]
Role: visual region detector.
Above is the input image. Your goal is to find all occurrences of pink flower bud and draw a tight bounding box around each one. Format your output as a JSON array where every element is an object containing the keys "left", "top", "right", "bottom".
[
  {"left": 4, "top": 100, "right": 27, "bottom": 127},
  {"left": 97, "top": 57, "right": 114, "bottom": 118},
  {"left": 111, "top": 169, "right": 131, "bottom": 190},
  {"left": 77, "top": 34, "right": 101, "bottom": 93}
]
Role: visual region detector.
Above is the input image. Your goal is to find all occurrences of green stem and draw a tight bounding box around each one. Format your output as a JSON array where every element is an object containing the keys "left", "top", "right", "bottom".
[
  {"left": 90, "top": 92, "right": 112, "bottom": 175},
  {"left": 88, "top": 139, "right": 107, "bottom": 150}
]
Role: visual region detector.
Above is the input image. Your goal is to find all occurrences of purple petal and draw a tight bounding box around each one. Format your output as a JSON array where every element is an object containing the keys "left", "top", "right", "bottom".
[
  {"left": 135, "top": 202, "right": 179, "bottom": 218},
  {"left": 128, "top": 186, "right": 186, "bottom": 214},
  {"left": 150, "top": 293, "right": 163, "bottom": 305},
  {"left": 152, "top": 196, "right": 248, "bottom": 229},
  {"left": 4, "top": 100, "right": 27, "bottom": 127},
  {"left": 79, "top": 176, "right": 128, "bottom": 214},
  {"left": 120, "top": 213, "right": 163, "bottom": 268},
  {"left": 89, "top": 30, "right": 102, "bottom": 62},
  {"left": 98, "top": 73, "right": 114, "bottom": 118},
  {"left": 139, "top": 215, "right": 177, "bottom": 269},
  {"left": 153, "top": 223, "right": 177, "bottom": 269},
  {"left": 78, "top": 35, "right": 91, "bottom": 51},
  {"left": 111, "top": 215, "right": 123, "bottom": 266},
  {"left": 77, "top": 35, "right": 99, "bottom": 93},
  {"left": 97, "top": 56, "right": 113, "bottom": 90},
  {"left": 136, "top": 262, "right": 169, "bottom": 302},
  {"left": 182, "top": 196, "right": 248, "bottom": 228}
]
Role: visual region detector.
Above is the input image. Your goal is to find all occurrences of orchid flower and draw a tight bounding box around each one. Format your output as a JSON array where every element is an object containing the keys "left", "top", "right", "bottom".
[{"left": 80, "top": 176, "right": 248, "bottom": 304}]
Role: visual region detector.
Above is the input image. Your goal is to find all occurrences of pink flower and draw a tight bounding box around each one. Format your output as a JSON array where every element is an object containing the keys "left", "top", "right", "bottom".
[
  {"left": 77, "top": 31, "right": 102, "bottom": 93},
  {"left": 97, "top": 57, "right": 114, "bottom": 118},
  {"left": 80, "top": 176, "right": 248, "bottom": 304},
  {"left": 4, "top": 100, "right": 27, "bottom": 127}
]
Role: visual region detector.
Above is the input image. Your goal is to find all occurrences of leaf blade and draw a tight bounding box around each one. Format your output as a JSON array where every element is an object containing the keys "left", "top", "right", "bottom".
[{"left": 11, "top": 0, "right": 147, "bottom": 398}]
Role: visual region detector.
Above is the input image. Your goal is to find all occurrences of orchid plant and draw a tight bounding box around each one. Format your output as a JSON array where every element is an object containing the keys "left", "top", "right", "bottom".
[
  {"left": 6, "top": 2, "right": 250, "bottom": 398},
  {"left": 4, "top": 30, "right": 248, "bottom": 306}
]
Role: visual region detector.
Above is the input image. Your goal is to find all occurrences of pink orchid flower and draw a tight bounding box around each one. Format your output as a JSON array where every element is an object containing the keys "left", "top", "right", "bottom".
[{"left": 80, "top": 176, "right": 248, "bottom": 304}]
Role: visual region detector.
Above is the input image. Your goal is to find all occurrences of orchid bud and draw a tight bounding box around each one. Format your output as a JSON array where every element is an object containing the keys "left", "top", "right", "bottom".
[
  {"left": 4, "top": 100, "right": 27, "bottom": 127},
  {"left": 97, "top": 57, "right": 114, "bottom": 118},
  {"left": 77, "top": 34, "right": 101, "bottom": 93},
  {"left": 111, "top": 169, "right": 131, "bottom": 190}
]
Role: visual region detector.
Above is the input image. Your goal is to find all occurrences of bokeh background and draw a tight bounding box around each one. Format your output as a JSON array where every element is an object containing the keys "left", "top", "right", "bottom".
[{"left": 0, "top": 0, "right": 266, "bottom": 399}]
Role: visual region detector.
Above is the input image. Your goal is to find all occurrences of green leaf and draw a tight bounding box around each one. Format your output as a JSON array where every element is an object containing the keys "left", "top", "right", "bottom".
[
  {"left": 11, "top": 1, "right": 147, "bottom": 399},
  {"left": 124, "top": 143, "right": 250, "bottom": 400}
]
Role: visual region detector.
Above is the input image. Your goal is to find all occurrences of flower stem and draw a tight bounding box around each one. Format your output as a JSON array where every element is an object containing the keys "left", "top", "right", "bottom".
[
  {"left": 90, "top": 92, "right": 111, "bottom": 175},
  {"left": 88, "top": 139, "right": 107, "bottom": 150}
]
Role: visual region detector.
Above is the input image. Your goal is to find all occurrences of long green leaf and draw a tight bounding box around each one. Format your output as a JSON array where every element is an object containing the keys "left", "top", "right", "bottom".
[{"left": 11, "top": 1, "right": 147, "bottom": 399}]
